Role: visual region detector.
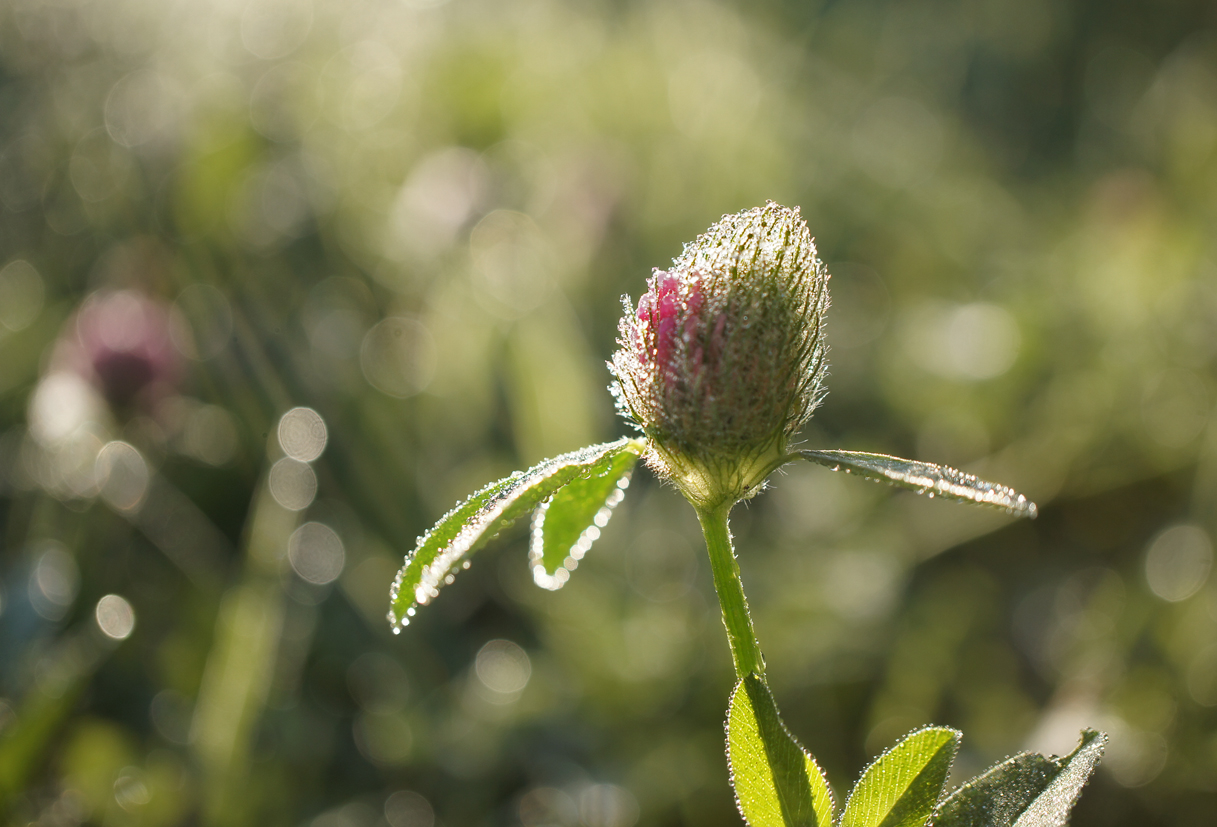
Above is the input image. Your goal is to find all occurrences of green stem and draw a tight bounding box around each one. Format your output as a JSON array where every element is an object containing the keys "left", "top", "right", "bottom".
[{"left": 697, "top": 503, "right": 765, "bottom": 679}]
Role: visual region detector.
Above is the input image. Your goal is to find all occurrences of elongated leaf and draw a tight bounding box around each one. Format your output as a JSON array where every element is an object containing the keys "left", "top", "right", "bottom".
[
  {"left": 841, "top": 726, "right": 960, "bottom": 827},
  {"left": 388, "top": 437, "right": 646, "bottom": 629},
  {"left": 930, "top": 730, "right": 1105, "bottom": 827},
  {"left": 800, "top": 450, "right": 1037, "bottom": 519},
  {"left": 529, "top": 441, "right": 643, "bottom": 589},
  {"left": 727, "top": 674, "right": 835, "bottom": 827}
]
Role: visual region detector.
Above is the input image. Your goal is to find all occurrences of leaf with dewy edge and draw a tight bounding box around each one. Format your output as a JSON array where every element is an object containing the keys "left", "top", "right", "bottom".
[
  {"left": 388, "top": 437, "right": 646, "bottom": 630},
  {"left": 929, "top": 730, "right": 1106, "bottom": 827},
  {"left": 530, "top": 441, "right": 642, "bottom": 590},
  {"left": 800, "top": 450, "right": 1037, "bottom": 518},
  {"left": 727, "top": 674, "right": 835, "bottom": 827},
  {"left": 840, "top": 726, "right": 960, "bottom": 827}
]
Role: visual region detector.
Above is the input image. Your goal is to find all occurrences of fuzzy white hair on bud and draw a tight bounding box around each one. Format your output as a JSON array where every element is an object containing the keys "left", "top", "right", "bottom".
[{"left": 609, "top": 202, "right": 829, "bottom": 508}]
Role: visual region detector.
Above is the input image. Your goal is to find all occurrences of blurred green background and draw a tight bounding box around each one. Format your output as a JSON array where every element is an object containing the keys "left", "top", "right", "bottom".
[{"left": 1, "top": 0, "right": 1216, "bottom": 824}]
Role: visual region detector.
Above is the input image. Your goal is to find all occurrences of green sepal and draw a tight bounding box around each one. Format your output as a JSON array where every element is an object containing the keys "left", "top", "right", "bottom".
[
  {"left": 930, "top": 730, "right": 1106, "bottom": 827},
  {"left": 387, "top": 437, "right": 646, "bottom": 629},
  {"left": 727, "top": 674, "right": 835, "bottom": 827},
  {"left": 841, "top": 726, "right": 960, "bottom": 827},
  {"left": 799, "top": 450, "right": 1036, "bottom": 519},
  {"left": 529, "top": 440, "right": 644, "bottom": 589}
]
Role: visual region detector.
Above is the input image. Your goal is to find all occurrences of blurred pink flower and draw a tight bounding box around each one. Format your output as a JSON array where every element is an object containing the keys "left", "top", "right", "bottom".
[{"left": 59, "top": 290, "right": 181, "bottom": 410}]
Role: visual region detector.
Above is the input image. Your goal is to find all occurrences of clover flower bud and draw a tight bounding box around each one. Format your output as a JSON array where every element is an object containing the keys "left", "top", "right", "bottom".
[{"left": 610, "top": 202, "right": 829, "bottom": 508}]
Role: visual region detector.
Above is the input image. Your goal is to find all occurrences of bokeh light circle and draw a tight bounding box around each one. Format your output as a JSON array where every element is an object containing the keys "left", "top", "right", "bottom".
[
  {"left": 95, "top": 594, "right": 136, "bottom": 640},
  {"left": 287, "top": 522, "right": 345, "bottom": 585},
  {"left": 474, "top": 639, "right": 531, "bottom": 696},
  {"left": 1145, "top": 524, "right": 1212, "bottom": 602},
  {"left": 360, "top": 317, "right": 436, "bottom": 399},
  {"left": 278, "top": 407, "right": 327, "bottom": 462},
  {"left": 268, "top": 457, "right": 317, "bottom": 511}
]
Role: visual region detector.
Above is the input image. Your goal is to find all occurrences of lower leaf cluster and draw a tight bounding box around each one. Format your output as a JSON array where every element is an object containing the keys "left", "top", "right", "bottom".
[{"left": 727, "top": 674, "right": 1105, "bottom": 827}]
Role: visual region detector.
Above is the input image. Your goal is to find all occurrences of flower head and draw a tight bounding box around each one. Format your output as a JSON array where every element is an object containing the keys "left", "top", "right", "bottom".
[{"left": 610, "top": 202, "right": 829, "bottom": 507}]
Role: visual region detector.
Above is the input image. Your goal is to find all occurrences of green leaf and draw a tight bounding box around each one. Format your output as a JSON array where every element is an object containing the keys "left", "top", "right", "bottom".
[
  {"left": 841, "top": 726, "right": 960, "bottom": 827},
  {"left": 930, "top": 730, "right": 1106, "bottom": 827},
  {"left": 529, "top": 441, "right": 642, "bottom": 589},
  {"left": 799, "top": 450, "right": 1037, "bottom": 519},
  {"left": 927, "top": 754, "right": 1056, "bottom": 827},
  {"left": 727, "top": 674, "right": 835, "bottom": 827},
  {"left": 387, "top": 437, "right": 646, "bottom": 629}
]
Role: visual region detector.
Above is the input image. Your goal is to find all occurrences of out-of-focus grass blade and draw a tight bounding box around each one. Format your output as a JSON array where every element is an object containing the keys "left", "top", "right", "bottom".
[
  {"left": 388, "top": 437, "right": 646, "bottom": 629},
  {"left": 529, "top": 439, "right": 643, "bottom": 589},
  {"left": 727, "top": 674, "right": 835, "bottom": 827},
  {"left": 800, "top": 450, "right": 1037, "bottom": 519},
  {"left": 841, "top": 726, "right": 960, "bottom": 827},
  {"left": 930, "top": 730, "right": 1105, "bottom": 827}
]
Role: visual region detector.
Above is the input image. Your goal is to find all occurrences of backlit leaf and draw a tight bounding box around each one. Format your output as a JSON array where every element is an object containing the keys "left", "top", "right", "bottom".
[
  {"left": 388, "top": 437, "right": 646, "bottom": 629},
  {"left": 799, "top": 450, "right": 1036, "bottom": 518},
  {"left": 927, "top": 754, "right": 1056, "bottom": 827},
  {"left": 529, "top": 441, "right": 642, "bottom": 589},
  {"left": 841, "top": 726, "right": 960, "bottom": 827},
  {"left": 727, "top": 674, "right": 835, "bottom": 827},
  {"left": 930, "top": 730, "right": 1106, "bottom": 827}
]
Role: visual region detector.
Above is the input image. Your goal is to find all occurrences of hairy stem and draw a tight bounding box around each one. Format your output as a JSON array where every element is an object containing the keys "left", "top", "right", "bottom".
[{"left": 697, "top": 503, "right": 765, "bottom": 679}]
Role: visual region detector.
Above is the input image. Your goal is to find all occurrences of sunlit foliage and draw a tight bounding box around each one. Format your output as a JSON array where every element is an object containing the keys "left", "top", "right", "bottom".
[{"left": 0, "top": 1, "right": 1215, "bottom": 825}]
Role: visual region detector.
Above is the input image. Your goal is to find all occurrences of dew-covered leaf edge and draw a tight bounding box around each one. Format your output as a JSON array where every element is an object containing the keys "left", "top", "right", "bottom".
[
  {"left": 927, "top": 753, "right": 1057, "bottom": 827},
  {"left": 726, "top": 673, "right": 836, "bottom": 827},
  {"left": 839, "top": 725, "right": 961, "bottom": 827},
  {"left": 388, "top": 437, "right": 647, "bottom": 630},
  {"left": 799, "top": 450, "right": 1037, "bottom": 519},
  {"left": 928, "top": 729, "right": 1106, "bottom": 827},
  {"left": 529, "top": 442, "right": 643, "bottom": 589}
]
